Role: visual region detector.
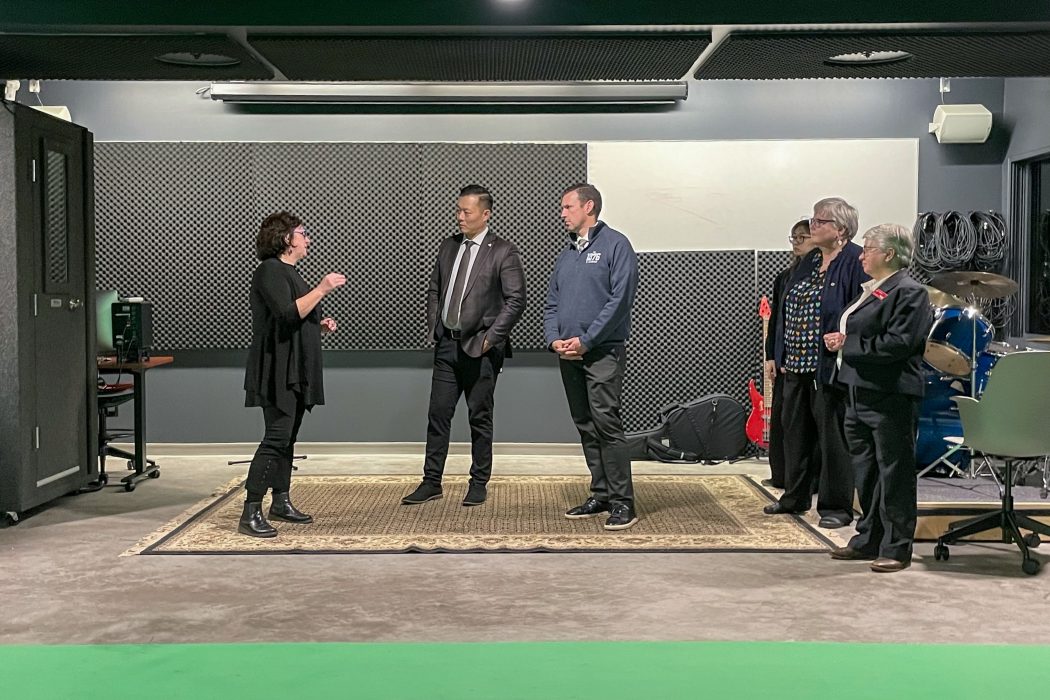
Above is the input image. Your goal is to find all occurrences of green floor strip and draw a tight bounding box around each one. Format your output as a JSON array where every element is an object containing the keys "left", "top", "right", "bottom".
[{"left": 3, "top": 641, "right": 1050, "bottom": 699}]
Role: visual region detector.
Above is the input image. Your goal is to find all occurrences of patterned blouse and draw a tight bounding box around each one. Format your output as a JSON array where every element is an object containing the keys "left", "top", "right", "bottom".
[{"left": 783, "top": 265, "right": 825, "bottom": 374}]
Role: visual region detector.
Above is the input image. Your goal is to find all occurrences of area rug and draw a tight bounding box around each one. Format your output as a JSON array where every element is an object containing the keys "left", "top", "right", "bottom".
[{"left": 127, "top": 474, "right": 833, "bottom": 555}]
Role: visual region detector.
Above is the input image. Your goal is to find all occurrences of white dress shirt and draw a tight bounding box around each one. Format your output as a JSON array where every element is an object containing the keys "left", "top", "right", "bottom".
[{"left": 442, "top": 227, "right": 489, "bottom": 330}]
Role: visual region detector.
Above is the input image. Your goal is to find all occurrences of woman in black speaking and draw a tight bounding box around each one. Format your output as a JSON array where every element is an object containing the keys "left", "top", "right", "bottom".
[
  {"left": 823, "top": 223, "right": 933, "bottom": 572},
  {"left": 240, "top": 212, "right": 346, "bottom": 538}
]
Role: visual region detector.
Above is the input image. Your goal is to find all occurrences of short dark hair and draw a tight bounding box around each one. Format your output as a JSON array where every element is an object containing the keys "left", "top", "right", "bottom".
[
  {"left": 562, "top": 183, "right": 603, "bottom": 217},
  {"left": 791, "top": 219, "right": 810, "bottom": 238},
  {"left": 458, "top": 184, "right": 493, "bottom": 212},
  {"left": 256, "top": 211, "right": 302, "bottom": 261}
]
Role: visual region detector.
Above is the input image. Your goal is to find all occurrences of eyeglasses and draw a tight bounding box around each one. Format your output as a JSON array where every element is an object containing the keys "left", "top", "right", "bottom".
[
  {"left": 788, "top": 234, "right": 811, "bottom": 243},
  {"left": 809, "top": 217, "right": 837, "bottom": 228},
  {"left": 862, "top": 245, "right": 886, "bottom": 254}
]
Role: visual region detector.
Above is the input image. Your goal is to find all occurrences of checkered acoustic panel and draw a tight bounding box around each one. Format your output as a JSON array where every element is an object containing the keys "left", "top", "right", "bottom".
[
  {"left": 623, "top": 250, "right": 768, "bottom": 433},
  {"left": 94, "top": 142, "right": 583, "bottom": 351}
]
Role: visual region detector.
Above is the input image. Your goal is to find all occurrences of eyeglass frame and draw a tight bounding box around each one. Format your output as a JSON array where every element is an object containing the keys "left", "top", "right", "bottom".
[
  {"left": 787, "top": 233, "right": 812, "bottom": 244},
  {"left": 808, "top": 216, "right": 838, "bottom": 228}
]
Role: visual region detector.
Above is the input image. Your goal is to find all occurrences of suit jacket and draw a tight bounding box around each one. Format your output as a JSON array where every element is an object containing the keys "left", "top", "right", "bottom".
[
  {"left": 836, "top": 270, "right": 934, "bottom": 397},
  {"left": 426, "top": 231, "right": 527, "bottom": 358}
]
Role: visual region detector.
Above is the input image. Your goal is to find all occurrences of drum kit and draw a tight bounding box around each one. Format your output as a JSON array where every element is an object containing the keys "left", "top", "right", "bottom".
[{"left": 917, "top": 270, "right": 1021, "bottom": 477}]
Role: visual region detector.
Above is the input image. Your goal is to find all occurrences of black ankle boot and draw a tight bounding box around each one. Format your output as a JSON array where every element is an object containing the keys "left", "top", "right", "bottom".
[
  {"left": 269, "top": 491, "right": 313, "bottom": 524},
  {"left": 238, "top": 501, "right": 277, "bottom": 538}
]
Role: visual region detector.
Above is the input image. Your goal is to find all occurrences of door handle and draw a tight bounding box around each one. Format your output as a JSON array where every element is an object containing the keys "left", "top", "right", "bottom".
[{"left": 68, "top": 298, "right": 82, "bottom": 310}]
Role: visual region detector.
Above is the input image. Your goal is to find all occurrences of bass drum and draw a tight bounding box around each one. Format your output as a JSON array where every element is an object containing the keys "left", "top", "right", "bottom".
[{"left": 924, "top": 307, "right": 993, "bottom": 377}]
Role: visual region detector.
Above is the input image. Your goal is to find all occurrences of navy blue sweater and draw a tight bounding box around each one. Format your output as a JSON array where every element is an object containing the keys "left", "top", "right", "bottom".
[{"left": 543, "top": 222, "right": 639, "bottom": 351}]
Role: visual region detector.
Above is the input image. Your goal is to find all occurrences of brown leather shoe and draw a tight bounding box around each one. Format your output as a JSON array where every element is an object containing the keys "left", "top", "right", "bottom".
[
  {"left": 830, "top": 546, "right": 876, "bottom": 561},
  {"left": 870, "top": 557, "right": 911, "bottom": 573}
]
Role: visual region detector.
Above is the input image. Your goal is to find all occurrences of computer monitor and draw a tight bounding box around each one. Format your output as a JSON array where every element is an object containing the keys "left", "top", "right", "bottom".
[{"left": 95, "top": 289, "right": 120, "bottom": 355}]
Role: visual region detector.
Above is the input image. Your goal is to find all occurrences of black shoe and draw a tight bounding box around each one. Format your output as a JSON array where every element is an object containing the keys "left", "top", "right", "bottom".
[
  {"left": 564, "top": 497, "right": 611, "bottom": 519},
  {"left": 401, "top": 481, "right": 443, "bottom": 505},
  {"left": 604, "top": 503, "right": 639, "bottom": 531},
  {"left": 760, "top": 478, "right": 784, "bottom": 489},
  {"left": 238, "top": 501, "right": 277, "bottom": 538},
  {"left": 462, "top": 482, "right": 487, "bottom": 506},
  {"left": 268, "top": 491, "right": 313, "bottom": 524},
  {"left": 763, "top": 502, "right": 805, "bottom": 515},
  {"left": 818, "top": 516, "right": 851, "bottom": 529}
]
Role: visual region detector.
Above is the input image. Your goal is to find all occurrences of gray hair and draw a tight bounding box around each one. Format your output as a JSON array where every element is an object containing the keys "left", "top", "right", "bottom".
[
  {"left": 814, "top": 197, "right": 859, "bottom": 240},
  {"left": 863, "top": 223, "right": 914, "bottom": 270}
]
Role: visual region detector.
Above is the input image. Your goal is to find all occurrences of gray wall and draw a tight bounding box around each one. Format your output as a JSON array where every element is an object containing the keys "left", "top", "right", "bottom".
[
  {"left": 1004, "top": 78, "right": 1050, "bottom": 160},
  {"left": 41, "top": 77, "right": 1009, "bottom": 442}
]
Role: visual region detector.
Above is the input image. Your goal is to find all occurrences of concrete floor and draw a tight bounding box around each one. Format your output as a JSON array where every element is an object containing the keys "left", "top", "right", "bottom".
[{"left": 2, "top": 446, "right": 1049, "bottom": 646}]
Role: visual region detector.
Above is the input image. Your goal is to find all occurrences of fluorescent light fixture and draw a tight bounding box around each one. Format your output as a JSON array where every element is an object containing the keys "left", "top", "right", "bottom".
[{"left": 209, "top": 81, "right": 688, "bottom": 104}]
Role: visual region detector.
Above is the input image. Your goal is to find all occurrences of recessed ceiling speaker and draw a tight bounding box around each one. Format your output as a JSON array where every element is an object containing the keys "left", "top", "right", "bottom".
[{"left": 928, "top": 104, "right": 993, "bottom": 144}]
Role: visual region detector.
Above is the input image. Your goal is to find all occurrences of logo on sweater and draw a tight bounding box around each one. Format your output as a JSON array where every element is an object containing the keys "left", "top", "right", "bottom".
[{"left": 586, "top": 251, "right": 602, "bottom": 264}]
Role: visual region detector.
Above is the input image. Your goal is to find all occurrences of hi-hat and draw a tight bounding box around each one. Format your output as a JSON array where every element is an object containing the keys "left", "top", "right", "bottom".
[
  {"left": 929, "top": 271, "right": 1019, "bottom": 299},
  {"left": 924, "top": 285, "right": 966, "bottom": 309}
]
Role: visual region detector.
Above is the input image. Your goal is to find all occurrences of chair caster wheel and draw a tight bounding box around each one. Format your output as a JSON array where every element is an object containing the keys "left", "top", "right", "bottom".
[
  {"left": 124, "top": 482, "right": 136, "bottom": 492},
  {"left": 1023, "top": 533, "right": 1041, "bottom": 548},
  {"left": 98, "top": 473, "right": 109, "bottom": 485},
  {"left": 1022, "top": 558, "right": 1041, "bottom": 575},
  {"left": 3, "top": 511, "right": 19, "bottom": 526},
  {"left": 934, "top": 544, "right": 949, "bottom": 561},
  {"left": 127, "top": 461, "right": 135, "bottom": 471},
  {"left": 148, "top": 469, "right": 160, "bottom": 479}
]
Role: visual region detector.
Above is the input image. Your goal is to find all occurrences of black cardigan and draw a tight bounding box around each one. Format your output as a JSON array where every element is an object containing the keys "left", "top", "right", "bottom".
[{"left": 243, "top": 257, "right": 324, "bottom": 415}]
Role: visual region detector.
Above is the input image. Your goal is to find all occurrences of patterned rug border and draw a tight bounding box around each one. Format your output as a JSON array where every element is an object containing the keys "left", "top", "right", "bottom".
[{"left": 124, "top": 474, "right": 835, "bottom": 556}]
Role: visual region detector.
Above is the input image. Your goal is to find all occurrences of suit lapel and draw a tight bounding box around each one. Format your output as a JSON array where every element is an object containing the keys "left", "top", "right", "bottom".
[
  {"left": 854, "top": 270, "right": 905, "bottom": 314},
  {"left": 462, "top": 233, "right": 496, "bottom": 298}
]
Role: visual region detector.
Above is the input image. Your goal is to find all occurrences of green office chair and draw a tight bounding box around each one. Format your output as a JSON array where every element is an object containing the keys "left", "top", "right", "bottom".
[{"left": 934, "top": 351, "right": 1050, "bottom": 575}]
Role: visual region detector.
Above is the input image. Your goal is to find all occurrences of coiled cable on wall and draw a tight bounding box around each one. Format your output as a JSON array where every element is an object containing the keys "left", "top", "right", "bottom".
[
  {"left": 912, "top": 212, "right": 944, "bottom": 274},
  {"left": 936, "top": 211, "right": 978, "bottom": 269},
  {"left": 970, "top": 210, "right": 1009, "bottom": 273}
]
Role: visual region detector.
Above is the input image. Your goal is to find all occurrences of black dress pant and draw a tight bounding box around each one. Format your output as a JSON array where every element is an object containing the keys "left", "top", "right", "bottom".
[
  {"left": 845, "top": 386, "right": 920, "bottom": 563},
  {"left": 559, "top": 345, "right": 634, "bottom": 507},
  {"left": 778, "top": 372, "right": 854, "bottom": 521},
  {"left": 423, "top": 332, "right": 503, "bottom": 486},
  {"left": 768, "top": 371, "right": 787, "bottom": 488},
  {"left": 246, "top": 395, "right": 305, "bottom": 502}
]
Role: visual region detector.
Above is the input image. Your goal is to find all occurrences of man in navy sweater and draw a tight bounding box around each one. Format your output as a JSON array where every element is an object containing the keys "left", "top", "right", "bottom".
[{"left": 544, "top": 183, "right": 640, "bottom": 530}]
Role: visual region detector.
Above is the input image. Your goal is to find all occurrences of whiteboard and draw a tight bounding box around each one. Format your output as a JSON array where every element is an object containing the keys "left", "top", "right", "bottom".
[{"left": 587, "top": 139, "right": 919, "bottom": 252}]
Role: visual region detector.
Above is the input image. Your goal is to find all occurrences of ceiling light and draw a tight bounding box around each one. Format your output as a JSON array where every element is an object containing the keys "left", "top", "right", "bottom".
[
  {"left": 209, "top": 81, "right": 688, "bottom": 104},
  {"left": 156, "top": 52, "right": 241, "bottom": 67},
  {"left": 825, "top": 50, "right": 913, "bottom": 66}
]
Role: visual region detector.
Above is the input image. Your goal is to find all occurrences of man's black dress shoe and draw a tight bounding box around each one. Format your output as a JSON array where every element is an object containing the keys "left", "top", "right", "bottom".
[
  {"left": 268, "top": 491, "right": 313, "bottom": 524},
  {"left": 604, "top": 503, "right": 639, "bottom": 531},
  {"left": 401, "top": 481, "right": 443, "bottom": 505},
  {"left": 462, "top": 482, "right": 487, "bottom": 506},
  {"left": 763, "top": 502, "right": 804, "bottom": 515},
  {"left": 818, "top": 516, "right": 851, "bottom": 529},
  {"left": 760, "top": 479, "right": 784, "bottom": 489},
  {"left": 829, "top": 546, "right": 876, "bottom": 561},
  {"left": 565, "top": 497, "right": 610, "bottom": 519}
]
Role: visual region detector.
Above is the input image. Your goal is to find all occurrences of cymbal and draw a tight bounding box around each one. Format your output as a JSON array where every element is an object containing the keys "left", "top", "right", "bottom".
[
  {"left": 929, "top": 271, "right": 1019, "bottom": 299},
  {"left": 923, "top": 286, "right": 965, "bottom": 309}
]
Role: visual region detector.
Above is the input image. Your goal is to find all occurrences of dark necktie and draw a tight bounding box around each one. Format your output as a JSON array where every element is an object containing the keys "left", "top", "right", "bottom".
[{"left": 445, "top": 239, "right": 475, "bottom": 329}]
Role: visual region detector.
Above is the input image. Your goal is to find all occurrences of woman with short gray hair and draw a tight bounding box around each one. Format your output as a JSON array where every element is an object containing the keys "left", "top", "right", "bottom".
[{"left": 823, "top": 223, "right": 933, "bottom": 572}]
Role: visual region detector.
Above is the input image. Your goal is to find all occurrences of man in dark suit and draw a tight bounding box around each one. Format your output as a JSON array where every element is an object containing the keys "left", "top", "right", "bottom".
[{"left": 402, "top": 185, "right": 527, "bottom": 507}]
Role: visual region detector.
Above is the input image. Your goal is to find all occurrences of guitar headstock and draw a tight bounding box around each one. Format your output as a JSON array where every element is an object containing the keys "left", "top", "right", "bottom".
[{"left": 758, "top": 295, "right": 772, "bottom": 321}]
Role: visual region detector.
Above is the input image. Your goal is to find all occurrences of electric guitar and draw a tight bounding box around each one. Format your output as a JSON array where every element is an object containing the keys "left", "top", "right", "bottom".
[{"left": 746, "top": 295, "right": 773, "bottom": 449}]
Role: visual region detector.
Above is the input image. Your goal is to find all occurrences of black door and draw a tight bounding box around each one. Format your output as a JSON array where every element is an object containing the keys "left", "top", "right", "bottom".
[{"left": 25, "top": 110, "right": 93, "bottom": 491}]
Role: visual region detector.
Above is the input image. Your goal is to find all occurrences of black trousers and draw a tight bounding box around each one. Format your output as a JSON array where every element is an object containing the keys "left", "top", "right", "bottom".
[
  {"left": 768, "top": 371, "right": 787, "bottom": 487},
  {"left": 245, "top": 395, "right": 305, "bottom": 502},
  {"left": 559, "top": 345, "right": 634, "bottom": 507},
  {"left": 778, "top": 372, "right": 854, "bottom": 521},
  {"left": 845, "top": 386, "right": 920, "bottom": 563},
  {"left": 423, "top": 332, "right": 504, "bottom": 486}
]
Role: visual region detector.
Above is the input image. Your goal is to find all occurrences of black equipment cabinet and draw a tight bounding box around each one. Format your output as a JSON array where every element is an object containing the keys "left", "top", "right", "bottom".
[{"left": 0, "top": 102, "right": 97, "bottom": 523}]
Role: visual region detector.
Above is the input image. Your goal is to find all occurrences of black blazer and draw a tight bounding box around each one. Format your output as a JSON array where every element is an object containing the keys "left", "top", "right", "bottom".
[
  {"left": 426, "top": 231, "right": 527, "bottom": 358},
  {"left": 836, "top": 270, "right": 934, "bottom": 398}
]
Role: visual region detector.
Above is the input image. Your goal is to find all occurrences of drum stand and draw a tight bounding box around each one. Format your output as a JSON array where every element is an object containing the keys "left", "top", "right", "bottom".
[{"left": 918, "top": 305, "right": 982, "bottom": 479}]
